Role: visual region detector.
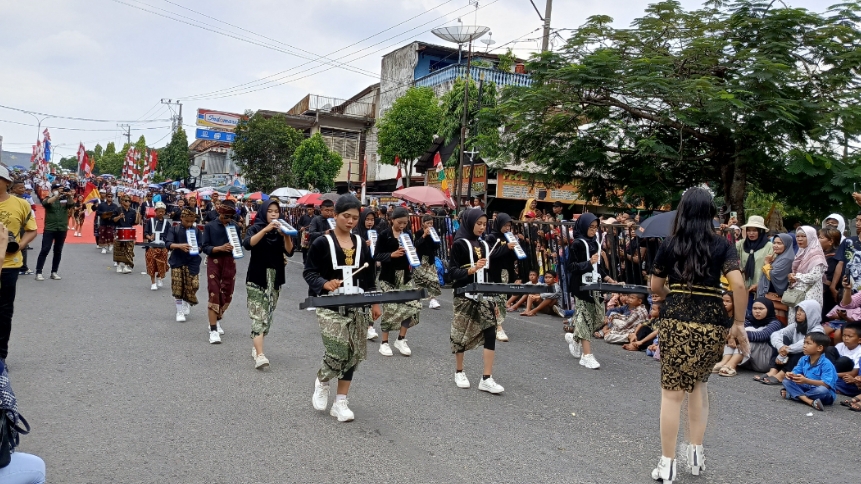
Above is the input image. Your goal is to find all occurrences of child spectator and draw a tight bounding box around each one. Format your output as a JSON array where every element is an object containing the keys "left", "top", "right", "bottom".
[
  {"left": 829, "top": 322, "right": 861, "bottom": 401},
  {"left": 781, "top": 332, "right": 837, "bottom": 411},
  {"left": 506, "top": 270, "right": 538, "bottom": 311},
  {"left": 520, "top": 270, "right": 561, "bottom": 316},
  {"left": 718, "top": 297, "right": 783, "bottom": 376},
  {"left": 604, "top": 293, "right": 648, "bottom": 344},
  {"left": 594, "top": 294, "right": 629, "bottom": 339},
  {"left": 757, "top": 299, "right": 825, "bottom": 385},
  {"left": 824, "top": 275, "right": 859, "bottom": 344},
  {"left": 623, "top": 302, "right": 660, "bottom": 351}
]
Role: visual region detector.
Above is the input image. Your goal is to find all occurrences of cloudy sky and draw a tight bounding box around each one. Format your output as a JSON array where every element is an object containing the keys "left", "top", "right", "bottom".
[{"left": 0, "top": 0, "right": 824, "bottom": 161}]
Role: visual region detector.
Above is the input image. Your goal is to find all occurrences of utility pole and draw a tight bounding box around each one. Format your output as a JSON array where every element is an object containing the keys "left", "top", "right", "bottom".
[
  {"left": 117, "top": 124, "right": 131, "bottom": 146},
  {"left": 161, "top": 99, "right": 183, "bottom": 133},
  {"left": 541, "top": 0, "right": 553, "bottom": 52}
]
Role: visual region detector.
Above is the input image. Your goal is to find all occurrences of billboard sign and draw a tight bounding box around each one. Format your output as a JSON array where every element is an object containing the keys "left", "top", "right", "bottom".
[
  {"left": 428, "top": 163, "right": 486, "bottom": 195},
  {"left": 196, "top": 109, "right": 243, "bottom": 130},
  {"left": 195, "top": 128, "right": 235, "bottom": 143},
  {"left": 495, "top": 170, "right": 582, "bottom": 203}
]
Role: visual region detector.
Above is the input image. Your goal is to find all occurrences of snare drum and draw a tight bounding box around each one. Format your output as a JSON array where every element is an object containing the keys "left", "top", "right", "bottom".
[
  {"left": 116, "top": 227, "right": 137, "bottom": 242},
  {"left": 145, "top": 207, "right": 156, "bottom": 219}
]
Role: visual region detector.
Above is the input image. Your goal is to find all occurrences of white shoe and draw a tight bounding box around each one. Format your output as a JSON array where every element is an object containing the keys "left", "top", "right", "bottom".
[
  {"left": 101, "top": 248, "right": 107, "bottom": 254},
  {"left": 216, "top": 322, "right": 224, "bottom": 335},
  {"left": 122, "top": 266, "right": 132, "bottom": 274},
  {"left": 379, "top": 342, "right": 393, "bottom": 357},
  {"left": 686, "top": 444, "right": 705, "bottom": 476},
  {"left": 312, "top": 378, "right": 329, "bottom": 411},
  {"left": 176, "top": 311, "right": 186, "bottom": 322},
  {"left": 150, "top": 283, "right": 158, "bottom": 291},
  {"left": 182, "top": 301, "right": 190, "bottom": 315},
  {"left": 35, "top": 274, "right": 44, "bottom": 281},
  {"left": 305, "top": 307, "right": 317, "bottom": 311},
  {"left": 428, "top": 298, "right": 441, "bottom": 309},
  {"left": 651, "top": 456, "right": 677, "bottom": 483},
  {"left": 113, "top": 261, "right": 118, "bottom": 267},
  {"left": 50, "top": 272, "right": 61, "bottom": 280},
  {"left": 478, "top": 376, "right": 504, "bottom": 394},
  {"left": 579, "top": 353, "right": 600, "bottom": 369},
  {"left": 496, "top": 328, "right": 509, "bottom": 342},
  {"left": 116, "top": 264, "right": 122, "bottom": 273},
  {"left": 565, "top": 332, "right": 582, "bottom": 358},
  {"left": 254, "top": 354, "right": 270, "bottom": 370},
  {"left": 209, "top": 330, "right": 221, "bottom": 344},
  {"left": 330, "top": 399, "right": 355, "bottom": 422},
  {"left": 109, "top": 245, "right": 113, "bottom": 252},
  {"left": 454, "top": 372, "right": 470, "bottom": 389},
  {"left": 252, "top": 347, "right": 257, "bottom": 359},
  {"left": 157, "top": 278, "right": 163, "bottom": 288},
  {"left": 367, "top": 326, "right": 379, "bottom": 340},
  {"left": 393, "top": 339, "right": 412, "bottom": 356}
]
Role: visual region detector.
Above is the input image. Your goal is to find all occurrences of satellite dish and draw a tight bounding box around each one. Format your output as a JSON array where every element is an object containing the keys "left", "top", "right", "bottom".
[
  {"left": 480, "top": 31, "right": 495, "bottom": 47},
  {"left": 431, "top": 25, "right": 490, "bottom": 44},
  {"left": 189, "top": 165, "right": 201, "bottom": 177}
]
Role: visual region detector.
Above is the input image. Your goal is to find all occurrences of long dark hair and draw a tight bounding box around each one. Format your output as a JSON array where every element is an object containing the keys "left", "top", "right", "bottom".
[{"left": 667, "top": 188, "right": 718, "bottom": 286}]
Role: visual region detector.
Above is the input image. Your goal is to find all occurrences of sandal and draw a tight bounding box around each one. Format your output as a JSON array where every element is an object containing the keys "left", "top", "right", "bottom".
[
  {"left": 761, "top": 376, "right": 782, "bottom": 385},
  {"left": 849, "top": 402, "right": 861, "bottom": 412},
  {"left": 752, "top": 374, "right": 769, "bottom": 382},
  {"left": 840, "top": 397, "right": 861, "bottom": 407},
  {"left": 811, "top": 399, "right": 824, "bottom": 411},
  {"left": 712, "top": 365, "right": 724, "bottom": 374},
  {"left": 594, "top": 330, "right": 605, "bottom": 339},
  {"left": 719, "top": 367, "right": 737, "bottom": 377}
]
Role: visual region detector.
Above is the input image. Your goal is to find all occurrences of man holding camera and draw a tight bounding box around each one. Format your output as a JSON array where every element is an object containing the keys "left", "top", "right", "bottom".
[
  {"left": 35, "top": 183, "right": 73, "bottom": 281},
  {"left": 0, "top": 166, "right": 38, "bottom": 361}
]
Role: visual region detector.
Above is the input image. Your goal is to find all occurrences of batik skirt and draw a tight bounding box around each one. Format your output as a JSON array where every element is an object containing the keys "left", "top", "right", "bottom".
[
  {"left": 317, "top": 307, "right": 370, "bottom": 382},
  {"left": 171, "top": 266, "right": 200, "bottom": 305},
  {"left": 98, "top": 225, "right": 115, "bottom": 245},
  {"left": 145, "top": 247, "right": 169, "bottom": 279},
  {"left": 451, "top": 295, "right": 497, "bottom": 354},
  {"left": 377, "top": 271, "right": 422, "bottom": 333},
  {"left": 207, "top": 256, "right": 236, "bottom": 320},
  {"left": 571, "top": 294, "right": 604, "bottom": 343},
  {"left": 412, "top": 255, "right": 442, "bottom": 298},
  {"left": 113, "top": 240, "right": 135, "bottom": 268},
  {"left": 247, "top": 268, "right": 280, "bottom": 338}
]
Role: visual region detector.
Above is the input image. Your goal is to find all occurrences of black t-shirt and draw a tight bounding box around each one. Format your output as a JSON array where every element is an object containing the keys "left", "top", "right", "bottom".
[{"left": 652, "top": 235, "right": 740, "bottom": 287}]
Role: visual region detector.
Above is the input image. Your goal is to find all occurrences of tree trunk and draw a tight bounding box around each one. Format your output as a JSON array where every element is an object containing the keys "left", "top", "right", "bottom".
[
  {"left": 406, "top": 160, "right": 412, "bottom": 188},
  {"left": 720, "top": 157, "right": 747, "bottom": 223}
]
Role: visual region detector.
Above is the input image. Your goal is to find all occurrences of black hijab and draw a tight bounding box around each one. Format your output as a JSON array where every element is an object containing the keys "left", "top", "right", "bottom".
[
  {"left": 574, "top": 213, "right": 598, "bottom": 240},
  {"left": 253, "top": 199, "right": 280, "bottom": 227},
  {"left": 454, "top": 209, "right": 486, "bottom": 242},
  {"left": 355, "top": 208, "right": 375, "bottom": 239},
  {"left": 747, "top": 297, "right": 777, "bottom": 328},
  {"left": 493, "top": 213, "right": 512, "bottom": 237},
  {"left": 742, "top": 229, "right": 768, "bottom": 279}
]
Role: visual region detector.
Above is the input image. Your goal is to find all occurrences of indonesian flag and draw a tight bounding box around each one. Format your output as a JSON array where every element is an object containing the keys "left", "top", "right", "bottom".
[
  {"left": 433, "top": 152, "right": 443, "bottom": 172},
  {"left": 77, "top": 143, "right": 92, "bottom": 176},
  {"left": 395, "top": 166, "right": 403, "bottom": 190}
]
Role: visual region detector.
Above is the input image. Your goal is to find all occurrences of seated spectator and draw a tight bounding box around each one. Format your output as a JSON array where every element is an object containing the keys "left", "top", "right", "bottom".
[
  {"left": 603, "top": 293, "right": 648, "bottom": 344},
  {"left": 726, "top": 298, "right": 783, "bottom": 375},
  {"left": 594, "top": 294, "right": 630, "bottom": 339},
  {"left": 623, "top": 302, "right": 660, "bottom": 351},
  {"left": 520, "top": 271, "right": 561, "bottom": 316},
  {"left": 828, "top": 322, "right": 861, "bottom": 402},
  {"left": 781, "top": 332, "right": 837, "bottom": 411},
  {"left": 506, "top": 270, "right": 538, "bottom": 311},
  {"left": 757, "top": 300, "right": 824, "bottom": 385},
  {"left": 824, "top": 275, "right": 860, "bottom": 344}
]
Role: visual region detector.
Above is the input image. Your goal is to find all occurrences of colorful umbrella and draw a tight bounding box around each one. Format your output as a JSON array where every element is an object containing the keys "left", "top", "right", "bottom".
[
  {"left": 245, "top": 192, "right": 269, "bottom": 201},
  {"left": 296, "top": 193, "right": 321, "bottom": 205},
  {"left": 392, "top": 186, "right": 454, "bottom": 208}
]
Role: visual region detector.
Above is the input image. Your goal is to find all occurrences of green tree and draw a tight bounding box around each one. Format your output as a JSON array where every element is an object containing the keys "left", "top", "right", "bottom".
[
  {"left": 439, "top": 77, "right": 500, "bottom": 165},
  {"left": 494, "top": 0, "right": 861, "bottom": 218},
  {"left": 377, "top": 87, "right": 441, "bottom": 187},
  {"left": 58, "top": 156, "right": 78, "bottom": 172},
  {"left": 232, "top": 111, "right": 304, "bottom": 193},
  {"left": 292, "top": 133, "right": 343, "bottom": 193},
  {"left": 98, "top": 142, "right": 125, "bottom": 177},
  {"left": 158, "top": 127, "right": 190, "bottom": 181}
]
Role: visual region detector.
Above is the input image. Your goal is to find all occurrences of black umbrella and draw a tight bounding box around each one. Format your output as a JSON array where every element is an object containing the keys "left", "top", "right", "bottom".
[{"left": 637, "top": 210, "right": 676, "bottom": 238}]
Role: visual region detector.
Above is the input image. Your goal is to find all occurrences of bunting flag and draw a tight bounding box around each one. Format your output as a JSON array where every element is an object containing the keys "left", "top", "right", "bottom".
[
  {"left": 433, "top": 152, "right": 443, "bottom": 172},
  {"left": 77, "top": 143, "right": 92, "bottom": 177},
  {"left": 395, "top": 165, "right": 404, "bottom": 190},
  {"left": 42, "top": 129, "right": 52, "bottom": 162}
]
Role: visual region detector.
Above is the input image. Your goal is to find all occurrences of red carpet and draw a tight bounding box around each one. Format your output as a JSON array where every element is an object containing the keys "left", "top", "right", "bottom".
[{"left": 33, "top": 204, "right": 144, "bottom": 244}]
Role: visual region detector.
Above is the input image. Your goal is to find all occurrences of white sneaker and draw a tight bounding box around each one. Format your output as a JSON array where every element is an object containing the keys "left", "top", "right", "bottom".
[
  {"left": 393, "top": 339, "right": 412, "bottom": 356},
  {"left": 428, "top": 298, "right": 441, "bottom": 309},
  {"left": 579, "top": 353, "right": 600, "bottom": 369},
  {"left": 565, "top": 332, "right": 582, "bottom": 358},
  {"left": 252, "top": 347, "right": 257, "bottom": 359},
  {"left": 176, "top": 311, "right": 186, "bottom": 322},
  {"left": 35, "top": 274, "right": 44, "bottom": 281},
  {"left": 367, "top": 326, "right": 379, "bottom": 340},
  {"left": 379, "top": 342, "right": 393, "bottom": 357},
  {"left": 454, "top": 372, "right": 470, "bottom": 389},
  {"left": 312, "top": 378, "right": 329, "bottom": 411},
  {"left": 109, "top": 245, "right": 113, "bottom": 252},
  {"left": 157, "top": 278, "right": 163, "bottom": 288},
  {"left": 182, "top": 301, "right": 190, "bottom": 315},
  {"left": 116, "top": 264, "right": 123, "bottom": 273},
  {"left": 150, "top": 283, "right": 158, "bottom": 291},
  {"left": 478, "top": 376, "right": 505, "bottom": 394},
  {"left": 330, "top": 399, "right": 355, "bottom": 422},
  {"left": 209, "top": 330, "right": 221, "bottom": 344},
  {"left": 113, "top": 261, "right": 118, "bottom": 267},
  {"left": 305, "top": 307, "right": 317, "bottom": 311},
  {"left": 216, "top": 322, "right": 224, "bottom": 335},
  {"left": 122, "top": 266, "right": 132, "bottom": 274},
  {"left": 496, "top": 328, "right": 509, "bottom": 342},
  {"left": 254, "top": 354, "right": 270, "bottom": 370},
  {"left": 101, "top": 248, "right": 107, "bottom": 254},
  {"left": 50, "top": 272, "right": 61, "bottom": 280}
]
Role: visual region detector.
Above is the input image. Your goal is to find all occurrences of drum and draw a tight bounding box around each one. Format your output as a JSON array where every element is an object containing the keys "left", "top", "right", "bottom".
[
  {"left": 145, "top": 207, "right": 156, "bottom": 219},
  {"left": 116, "top": 227, "right": 137, "bottom": 242},
  {"left": 196, "top": 224, "right": 206, "bottom": 233}
]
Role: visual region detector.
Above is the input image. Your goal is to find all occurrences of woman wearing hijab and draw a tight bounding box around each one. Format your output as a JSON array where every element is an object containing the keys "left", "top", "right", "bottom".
[
  {"left": 787, "top": 225, "right": 828, "bottom": 325},
  {"left": 242, "top": 199, "right": 295, "bottom": 369},
  {"left": 448, "top": 209, "right": 505, "bottom": 394},
  {"left": 353, "top": 208, "right": 381, "bottom": 340},
  {"left": 757, "top": 299, "right": 825, "bottom": 385},
  {"left": 486, "top": 212, "right": 520, "bottom": 342},
  {"left": 736, "top": 216, "right": 773, "bottom": 306},
  {"left": 563, "top": 213, "right": 616, "bottom": 370},
  {"left": 757, "top": 233, "right": 795, "bottom": 299},
  {"left": 373, "top": 207, "right": 422, "bottom": 357},
  {"left": 412, "top": 214, "right": 443, "bottom": 310},
  {"left": 716, "top": 297, "right": 783, "bottom": 376}
]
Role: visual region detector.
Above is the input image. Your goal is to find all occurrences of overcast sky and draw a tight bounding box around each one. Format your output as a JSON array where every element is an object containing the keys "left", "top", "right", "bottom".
[{"left": 0, "top": 0, "right": 825, "bottom": 161}]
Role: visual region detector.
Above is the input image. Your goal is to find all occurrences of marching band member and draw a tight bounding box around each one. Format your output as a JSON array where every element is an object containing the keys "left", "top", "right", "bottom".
[
  {"left": 373, "top": 207, "right": 422, "bottom": 357},
  {"left": 143, "top": 202, "right": 170, "bottom": 290},
  {"left": 304, "top": 195, "right": 381, "bottom": 422},
  {"left": 201, "top": 199, "right": 240, "bottom": 344},
  {"left": 242, "top": 199, "right": 295, "bottom": 370},
  {"left": 298, "top": 204, "right": 316, "bottom": 263},
  {"left": 96, "top": 192, "right": 118, "bottom": 254},
  {"left": 303, "top": 200, "right": 335, "bottom": 311},
  {"left": 486, "top": 213, "right": 520, "bottom": 342},
  {"left": 112, "top": 195, "right": 139, "bottom": 274},
  {"left": 165, "top": 208, "right": 202, "bottom": 322},
  {"left": 448, "top": 210, "right": 505, "bottom": 394},
  {"left": 353, "top": 208, "right": 379, "bottom": 340},
  {"left": 412, "top": 214, "right": 443, "bottom": 310}
]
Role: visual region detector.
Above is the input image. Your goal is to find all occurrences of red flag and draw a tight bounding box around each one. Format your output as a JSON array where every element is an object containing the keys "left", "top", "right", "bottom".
[{"left": 395, "top": 165, "right": 404, "bottom": 190}]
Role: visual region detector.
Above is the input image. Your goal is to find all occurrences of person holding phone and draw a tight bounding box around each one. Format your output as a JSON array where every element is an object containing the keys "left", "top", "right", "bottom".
[{"left": 34, "top": 183, "right": 74, "bottom": 281}]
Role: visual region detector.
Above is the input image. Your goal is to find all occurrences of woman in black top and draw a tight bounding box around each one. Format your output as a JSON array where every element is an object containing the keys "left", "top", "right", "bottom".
[
  {"left": 486, "top": 212, "right": 520, "bottom": 342},
  {"left": 353, "top": 208, "right": 380, "bottom": 340},
  {"left": 242, "top": 199, "right": 295, "bottom": 370},
  {"left": 373, "top": 207, "right": 422, "bottom": 357},
  {"left": 649, "top": 188, "right": 748, "bottom": 482},
  {"left": 412, "top": 214, "right": 443, "bottom": 310}
]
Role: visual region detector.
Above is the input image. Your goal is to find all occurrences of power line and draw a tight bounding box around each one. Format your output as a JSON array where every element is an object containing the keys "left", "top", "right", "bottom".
[
  {"left": 0, "top": 103, "right": 173, "bottom": 123},
  {"left": 0, "top": 118, "right": 171, "bottom": 131}
]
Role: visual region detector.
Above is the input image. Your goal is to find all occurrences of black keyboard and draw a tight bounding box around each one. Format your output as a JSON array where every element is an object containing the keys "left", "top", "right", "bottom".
[
  {"left": 580, "top": 283, "right": 651, "bottom": 295},
  {"left": 454, "top": 283, "right": 551, "bottom": 296},
  {"left": 300, "top": 289, "right": 427, "bottom": 309}
]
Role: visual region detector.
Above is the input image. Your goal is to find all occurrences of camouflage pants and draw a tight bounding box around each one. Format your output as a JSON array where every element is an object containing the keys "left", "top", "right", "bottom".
[
  {"left": 378, "top": 271, "right": 422, "bottom": 333},
  {"left": 412, "top": 256, "right": 442, "bottom": 298},
  {"left": 247, "top": 268, "right": 280, "bottom": 338},
  {"left": 451, "top": 296, "right": 497, "bottom": 354},
  {"left": 317, "top": 307, "right": 370, "bottom": 382}
]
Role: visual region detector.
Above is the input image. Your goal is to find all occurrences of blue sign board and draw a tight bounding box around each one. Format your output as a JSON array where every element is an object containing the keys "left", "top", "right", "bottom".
[{"left": 195, "top": 128, "right": 235, "bottom": 143}]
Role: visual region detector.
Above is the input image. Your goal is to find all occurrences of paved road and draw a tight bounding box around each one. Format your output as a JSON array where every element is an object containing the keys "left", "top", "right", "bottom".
[{"left": 8, "top": 242, "right": 859, "bottom": 483}]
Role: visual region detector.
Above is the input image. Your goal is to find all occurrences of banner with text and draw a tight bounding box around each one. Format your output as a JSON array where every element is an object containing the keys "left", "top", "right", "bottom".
[
  {"left": 495, "top": 170, "right": 583, "bottom": 203},
  {"left": 428, "top": 164, "right": 486, "bottom": 195}
]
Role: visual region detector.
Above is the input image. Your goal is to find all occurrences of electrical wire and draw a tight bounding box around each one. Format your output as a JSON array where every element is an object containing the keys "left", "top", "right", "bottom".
[
  {"left": 0, "top": 118, "right": 172, "bottom": 131},
  {"left": 0, "top": 103, "right": 173, "bottom": 123}
]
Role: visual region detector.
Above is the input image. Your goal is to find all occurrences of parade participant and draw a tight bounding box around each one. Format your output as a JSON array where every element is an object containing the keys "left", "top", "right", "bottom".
[
  {"left": 201, "top": 199, "right": 239, "bottom": 343},
  {"left": 486, "top": 212, "right": 520, "bottom": 341},
  {"left": 171, "top": 198, "right": 186, "bottom": 222},
  {"left": 304, "top": 195, "right": 381, "bottom": 422},
  {"left": 187, "top": 196, "right": 203, "bottom": 222},
  {"left": 373, "top": 207, "right": 422, "bottom": 357},
  {"left": 112, "top": 195, "right": 139, "bottom": 274},
  {"left": 72, "top": 195, "right": 85, "bottom": 237},
  {"left": 165, "top": 208, "right": 203, "bottom": 322},
  {"left": 204, "top": 192, "right": 219, "bottom": 213},
  {"left": 649, "top": 187, "right": 749, "bottom": 483},
  {"left": 139, "top": 192, "right": 155, "bottom": 222},
  {"left": 353, "top": 208, "right": 379, "bottom": 340},
  {"left": 35, "top": 184, "right": 73, "bottom": 281},
  {"left": 298, "top": 204, "right": 316, "bottom": 263},
  {"left": 304, "top": 200, "right": 335, "bottom": 310},
  {"left": 413, "top": 215, "right": 443, "bottom": 310},
  {"left": 0, "top": 166, "right": 38, "bottom": 361},
  {"left": 203, "top": 198, "right": 222, "bottom": 223},
  {"left": 143, "top": 202, "right": 170, "bottom": 290},
  {"left": 242, "top": 199, "right": 295, "bottom": 370},
  {"left": 448, "top": 209, "right": 505, "bottom": 394},
  {"left": 96, "top": 192, "right": 119, "bottom": 254}
]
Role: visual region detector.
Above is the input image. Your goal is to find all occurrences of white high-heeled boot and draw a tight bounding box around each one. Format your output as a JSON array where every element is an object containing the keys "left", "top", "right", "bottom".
[
  {"left": 687, "top": 444, "right": 705, "bottom": 475},
  {"left": 651, "top": 456, "right": 676, "bottom": 483}
]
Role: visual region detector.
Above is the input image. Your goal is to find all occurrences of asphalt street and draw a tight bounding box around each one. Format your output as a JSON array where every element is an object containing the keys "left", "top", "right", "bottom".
[{"left": 8, "top": 241, "right": 859, "bottom": 483}]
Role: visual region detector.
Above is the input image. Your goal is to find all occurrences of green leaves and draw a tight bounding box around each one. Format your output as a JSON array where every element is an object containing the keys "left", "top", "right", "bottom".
[
  {"left": 292, "top": 133, "right": 343, "bottom": 193},
  {"left": 232, "top": 112, "right": 304, "bottom": 193},
  {"left": 158, "top": 127, "right": 190, "bottom": 182},
  {"left": 377, "top": 87, "right": 441, "bottom": 167}
]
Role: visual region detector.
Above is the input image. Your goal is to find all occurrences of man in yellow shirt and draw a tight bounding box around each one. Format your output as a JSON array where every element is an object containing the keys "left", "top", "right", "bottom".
[{"left": 0, "top": 166, "right": 38, "bottom": 360}]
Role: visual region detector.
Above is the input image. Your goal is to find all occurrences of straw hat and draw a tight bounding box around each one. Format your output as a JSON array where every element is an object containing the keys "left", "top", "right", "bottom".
[{"left": 741, "top": 215, "right": 767, "bottom": 230}]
